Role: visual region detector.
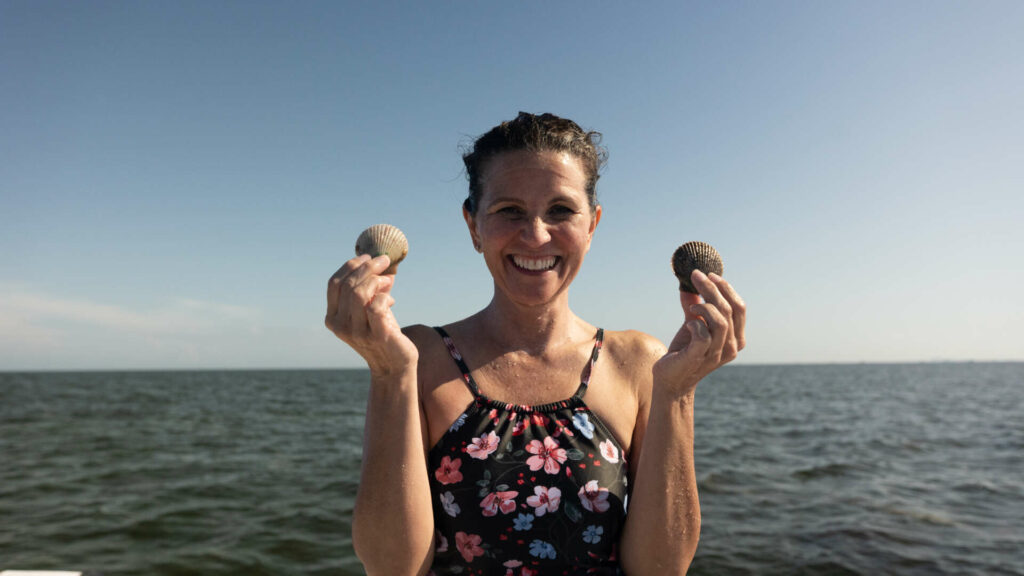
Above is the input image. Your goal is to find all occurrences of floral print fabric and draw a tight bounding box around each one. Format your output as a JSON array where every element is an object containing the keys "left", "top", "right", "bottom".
[{"left": 428, "top": 328, "right": 628, "bottom": 576}]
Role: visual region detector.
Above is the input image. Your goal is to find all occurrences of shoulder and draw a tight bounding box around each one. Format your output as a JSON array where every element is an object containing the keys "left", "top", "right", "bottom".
[
  {"left": 600, "top": 329, "right": 666, "bottom": 376},
  {"left": 402, "top": 323, "right": 440, "bottom": 349},
  {"left": 402, "top": 323, "right": 462, "bottom": 393},
  {"left": 402, "top": 323, "right": 448, "bottom": 370},
  {"left": 596, "top": 329, "right": 665, "bottom": 410}
]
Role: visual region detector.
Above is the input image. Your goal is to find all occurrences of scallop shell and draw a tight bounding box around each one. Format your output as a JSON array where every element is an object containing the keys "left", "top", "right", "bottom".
[
  {"left": 355, "top": 224, "right": 408, "bottom": 274},
  {"left": 672, "top": 241, "right": 724, "bottom": 293}
]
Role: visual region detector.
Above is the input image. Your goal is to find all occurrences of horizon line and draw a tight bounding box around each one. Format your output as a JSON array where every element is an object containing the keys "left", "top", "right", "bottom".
[{"left": 3, "top": 359, "right": 1023, "bottom": 374}]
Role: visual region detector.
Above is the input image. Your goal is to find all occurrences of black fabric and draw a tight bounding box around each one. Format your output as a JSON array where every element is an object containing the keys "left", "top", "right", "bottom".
[{"left": 427, "top": 327, "right": 628, "bottom": 576}]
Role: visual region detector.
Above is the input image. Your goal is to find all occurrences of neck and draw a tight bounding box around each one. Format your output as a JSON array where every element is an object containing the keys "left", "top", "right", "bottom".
[{"left": 476, "top": 289, "right": 579, "bottom": 355}]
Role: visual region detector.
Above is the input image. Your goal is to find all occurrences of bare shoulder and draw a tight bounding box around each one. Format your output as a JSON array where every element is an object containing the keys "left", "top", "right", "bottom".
[
  {"left": 601, "top": 329, "right": 667, "bottom": 379},
  {"left": 402, "top": 323, "right": 440, "bottom": 350},
  {"left": 401, "top": 324, "right": 450, "bottom": 389}
]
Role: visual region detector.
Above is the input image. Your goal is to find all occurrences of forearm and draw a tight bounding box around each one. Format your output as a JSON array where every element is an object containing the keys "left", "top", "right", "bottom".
[
  {"left": 620, "top": 389, "right": 701, "bottom": 575},
  {"left": 352, "top": 369, "right": 434, "bottom": 576}
]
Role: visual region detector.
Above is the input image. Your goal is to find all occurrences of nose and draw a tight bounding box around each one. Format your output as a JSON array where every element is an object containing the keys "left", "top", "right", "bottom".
[{"left": 520, "top": 216, "right": 552, "bottom": 246}]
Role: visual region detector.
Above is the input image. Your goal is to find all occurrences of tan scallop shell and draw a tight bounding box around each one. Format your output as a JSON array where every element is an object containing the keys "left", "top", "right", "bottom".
[
  {"left": 672, "top": 241, "right": 724, "bottom": 293},
  {"left": 355, "top": 224, "right": 408, "bottom": 274}
]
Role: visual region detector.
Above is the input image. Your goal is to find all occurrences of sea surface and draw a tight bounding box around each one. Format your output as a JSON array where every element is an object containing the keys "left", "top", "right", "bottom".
[{"left": 1, "top": 363, "right": 1021, "bottom": 575}]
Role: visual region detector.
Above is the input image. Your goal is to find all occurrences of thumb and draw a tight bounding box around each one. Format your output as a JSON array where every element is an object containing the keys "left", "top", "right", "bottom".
[{"left": 681, "top": 319, "right": 712, "bottom": 362}]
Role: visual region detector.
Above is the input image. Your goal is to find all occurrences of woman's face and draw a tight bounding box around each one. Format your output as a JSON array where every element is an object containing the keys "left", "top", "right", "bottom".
[{"left": 465, "top": 150, "right": 601, "bottom": 309}]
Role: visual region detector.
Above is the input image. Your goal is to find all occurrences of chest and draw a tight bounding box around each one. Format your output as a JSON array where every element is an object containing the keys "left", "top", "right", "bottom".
[{"left": 423, "top": 357, "right": 637, "bottom": 458}]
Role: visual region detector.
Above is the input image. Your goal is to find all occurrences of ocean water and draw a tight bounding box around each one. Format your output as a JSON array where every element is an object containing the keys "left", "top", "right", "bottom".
[{"left": 1, "top": 364, "right": 1021, "bottom": 575}]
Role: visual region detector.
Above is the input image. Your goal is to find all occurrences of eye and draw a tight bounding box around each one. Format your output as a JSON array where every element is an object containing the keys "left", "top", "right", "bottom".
[
  {"left": 496, "top": 206, "right": 524, "bottom": 219},
  {"left": 548, "top": 205, "right": 577, "bottom": 218}
]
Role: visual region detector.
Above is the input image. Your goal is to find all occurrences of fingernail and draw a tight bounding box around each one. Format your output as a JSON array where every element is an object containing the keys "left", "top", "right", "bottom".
[
  {"left": 708, "top": 272, "right": 721, "bottom": 281},
  {"left": 690, "top": 305, "right": 701, "bottom": 314},
  {"left": 692, "top": 269, "right": 707, "bottom": 280}
]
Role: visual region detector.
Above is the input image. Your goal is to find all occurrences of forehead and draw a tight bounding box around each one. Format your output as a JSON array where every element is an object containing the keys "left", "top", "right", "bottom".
[{"left": 479, "top": 150, "right": 588, "bottom": 202}]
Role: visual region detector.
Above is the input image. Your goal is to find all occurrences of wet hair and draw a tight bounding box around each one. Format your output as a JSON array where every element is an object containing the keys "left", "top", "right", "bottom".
[{"left": 461, "top": 112, "right": 607, "bottom": 214}]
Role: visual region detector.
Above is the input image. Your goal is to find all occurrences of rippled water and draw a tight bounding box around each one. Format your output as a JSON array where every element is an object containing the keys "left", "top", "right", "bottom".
[{"left": 1, "top": 364, "right": 1022, "bottom": 575}]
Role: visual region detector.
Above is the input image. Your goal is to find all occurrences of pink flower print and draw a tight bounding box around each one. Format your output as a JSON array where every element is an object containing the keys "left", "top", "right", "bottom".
[
  {"left": 455, "top": 531, "right": 485, "bottom": 563},
  {"left": 466, "top": 431, "right": 500, "bottom": 460},
  {"left": 512, "top": 418, "right": 527, "bottom": 436},
  {"left": 434, "top": 455, "right": 463, "bottom": 485},
  {"left": 578, "top": 480, "right": 611, "bottom": 513},
  {"left": 599, "top": 439, "right": 619, "bottom": 464},
  {"left": 525, "top": 485, "right": 561, "bottom": 516},
  {"left": 525, "top": 436, "right": 567, "bottom": 474},
  {"left": 552, "top": 418, "right": 575, "bottom": 438},
  {"left": 529, "top": 413, "right": 550, "bottom": 430},
  {"left": 480, "top": 490, "right": 519, "bottom": 517},
  {"left": 521, "top": 568, "right": 538, "bottom": 576}
]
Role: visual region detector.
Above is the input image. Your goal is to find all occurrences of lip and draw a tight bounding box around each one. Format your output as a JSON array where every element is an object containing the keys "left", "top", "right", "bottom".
[{"left": 508, "top": 255, "right": 560, "bottom": 275}]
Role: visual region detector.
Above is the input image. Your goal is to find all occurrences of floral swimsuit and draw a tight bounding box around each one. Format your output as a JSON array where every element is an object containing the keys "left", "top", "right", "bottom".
[{"left": 428, "top": 327, "right": 629, "bottom": 576}]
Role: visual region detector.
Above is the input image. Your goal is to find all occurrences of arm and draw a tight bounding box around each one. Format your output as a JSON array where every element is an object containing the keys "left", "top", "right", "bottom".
[
  {"left": 325, "top": 255, "right": 434, "bottom": 576},
  {"left": 619, "top": 270, "right": 746, "bottom": 575}
]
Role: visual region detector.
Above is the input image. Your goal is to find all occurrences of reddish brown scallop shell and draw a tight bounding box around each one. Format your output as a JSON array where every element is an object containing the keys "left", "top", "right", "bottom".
[{"left": 672, "top": 241, "right": 724, "bottom": 293}]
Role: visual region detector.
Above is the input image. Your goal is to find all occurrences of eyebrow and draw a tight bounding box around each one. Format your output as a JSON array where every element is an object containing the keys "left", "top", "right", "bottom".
[{"left": 486, "top": 194, "right": 582, "bottom": 206}]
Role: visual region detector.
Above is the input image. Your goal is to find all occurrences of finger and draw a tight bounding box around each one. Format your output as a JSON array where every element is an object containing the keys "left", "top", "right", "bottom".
[
  {"left": 339, "top": 255, "right": 392, "bottom": 312},
  {"left": 346, "top": 275, "right": 393, "bottom": 339},
  {"left": 666, "top": 320, "right": 693, "bottom": 354},
  {"left": 691, "top": 270, "right": 733, "bottom": 322},
  {"left": 366, "top": 291, "right": 395, "bottom": 338},
  {"left": 688, "top": 302, "right": 728, "bottom": 362},
  {"left": 679, "top": 291, "right": 703, "bottom": 323},
  {"left": 351, "top": 274, "right": 393, "bottom": 310},
  {"left": 709, "top": 273, "right": 746, "bottom": 351},
  {"left": 681, "top": 320, "right": 711, "bottom": 364},
  {"left": 344, "top": 255, "right": 392, "bottom": 292},
  {"left": 691, "top": 269, "right": 736, "bottom": 357},
  {"left": 327, "top": 254, "right": 372, "bottom": 317}
]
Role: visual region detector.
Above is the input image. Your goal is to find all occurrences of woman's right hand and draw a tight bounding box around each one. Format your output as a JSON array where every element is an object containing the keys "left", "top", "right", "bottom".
[{"left": 325, "top": 254, "right": 419, "bottom": 374}]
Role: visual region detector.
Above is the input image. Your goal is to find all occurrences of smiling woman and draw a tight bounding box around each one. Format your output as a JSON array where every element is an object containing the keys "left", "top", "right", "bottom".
[
  {"left": 464, "top": 149, "right": 601, "bottom": 310},
  {"left": 325, "top": 112, "right": 747, "bottom": 575}
]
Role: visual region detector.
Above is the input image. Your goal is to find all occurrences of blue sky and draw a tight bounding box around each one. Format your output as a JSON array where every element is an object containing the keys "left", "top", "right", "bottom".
[{"left": 2, "top": 1, "right": 1022, "bottom": 370}]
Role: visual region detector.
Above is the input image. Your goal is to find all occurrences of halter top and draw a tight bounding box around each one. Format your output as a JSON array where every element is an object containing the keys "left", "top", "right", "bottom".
[{"left": 427, "top": 327, "right": 628, "bottom": 576}]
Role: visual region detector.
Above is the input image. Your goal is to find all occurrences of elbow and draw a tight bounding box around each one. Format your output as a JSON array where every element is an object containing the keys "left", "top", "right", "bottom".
[
  {"left": 676, "top": 514, "right": 702, "bottom": 574},
  {"left": 352, "top": 514, "right": 434, "bottom": 576},
  {"left": 621, "top": 514, "right": 701, "bottom": 575}
]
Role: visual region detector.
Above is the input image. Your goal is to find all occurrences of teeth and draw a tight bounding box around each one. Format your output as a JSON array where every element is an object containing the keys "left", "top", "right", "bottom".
[{"left": 513, "top": 256, "right": 557, "bottom": 271}]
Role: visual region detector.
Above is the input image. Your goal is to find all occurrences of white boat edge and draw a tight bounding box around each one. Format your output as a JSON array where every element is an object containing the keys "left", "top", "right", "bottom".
[{"left": 0, "top": 572, "right": 84, "bottom": 576}]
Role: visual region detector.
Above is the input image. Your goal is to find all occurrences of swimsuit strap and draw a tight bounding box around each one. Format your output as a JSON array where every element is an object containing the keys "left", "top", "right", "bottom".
[
  {"left": 432, "top": 326, "right": 484, "bottom": 399},
  {"left": 574, "top": 327, "right": 605, "bottom": 400},
  {"left": 432, "top": 326, "right": 605, "bottom": 403}
]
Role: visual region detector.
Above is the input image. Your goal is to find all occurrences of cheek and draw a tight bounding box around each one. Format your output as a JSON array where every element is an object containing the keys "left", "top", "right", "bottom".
[{"left": 479, "top": 218, "right": 518, "bottom": 243}]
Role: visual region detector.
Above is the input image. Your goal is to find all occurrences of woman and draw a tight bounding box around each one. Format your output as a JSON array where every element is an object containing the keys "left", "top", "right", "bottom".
[{"left": 326, "top": 112, "right": 746, "bottom": 575}]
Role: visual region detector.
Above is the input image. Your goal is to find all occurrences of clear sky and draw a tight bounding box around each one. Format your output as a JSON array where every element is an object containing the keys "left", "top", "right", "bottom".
[{"left": 2, "top": 1, "right": 1022, "bottom": 370}]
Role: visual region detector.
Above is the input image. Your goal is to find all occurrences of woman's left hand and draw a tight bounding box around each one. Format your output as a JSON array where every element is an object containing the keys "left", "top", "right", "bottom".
[{"left": 653, "top": 269, "right": 747, "bottom": 394}]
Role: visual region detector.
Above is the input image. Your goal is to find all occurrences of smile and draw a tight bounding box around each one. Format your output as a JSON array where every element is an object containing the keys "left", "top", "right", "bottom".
[{"left": 511, "top": 255, "right": 558, "bottom": 272}]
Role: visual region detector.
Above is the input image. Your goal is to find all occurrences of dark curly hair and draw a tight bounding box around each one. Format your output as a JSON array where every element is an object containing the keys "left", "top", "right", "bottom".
[{"left": 461, "top": 112, "right": 607, "bottom": 214}]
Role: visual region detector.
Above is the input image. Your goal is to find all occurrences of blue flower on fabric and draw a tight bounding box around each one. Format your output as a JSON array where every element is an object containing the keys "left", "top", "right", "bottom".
[
  {"left": 572, "top": 412, "right": 595, "bottom": 439},
  {"left": 529, "top": 539, "right": 557, "bottom": 559},
  {"left": 583, "top": 524, "right": 603, "bottom": 544},
  {"left": 449, "top": 412, "right": 468, "bottom": 433},
  {"left": 513, "top": 513, "right": 534, "bottom": 531}
]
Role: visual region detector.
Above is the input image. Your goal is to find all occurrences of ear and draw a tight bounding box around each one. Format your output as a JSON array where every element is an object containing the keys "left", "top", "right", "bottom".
[
  {"left": 463, "top": 204, "right": 482, "bottom": 252},
  {"left": 585, "top": 204, "right": 602, "bottom": 251}
]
